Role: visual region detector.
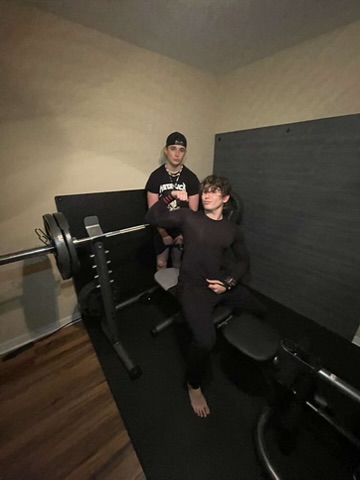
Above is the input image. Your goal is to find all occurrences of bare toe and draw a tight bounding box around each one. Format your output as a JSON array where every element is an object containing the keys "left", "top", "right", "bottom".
[{"left": 188, "top": 385, "right": 210, "bottom": 417}]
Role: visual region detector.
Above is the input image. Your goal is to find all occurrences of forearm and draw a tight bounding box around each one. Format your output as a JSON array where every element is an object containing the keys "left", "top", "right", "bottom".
[
  {"left": 221, "top": 234, "right": 250, "bottom": 288},
  {"left": 188, "top": 194, "right": 199, "bottom": 212},
  {"left": 226, "top": 260, "right": 249, "bottom": 286},
  {"left": 145, "top": 194, "right": 183, "bottom": 229}
]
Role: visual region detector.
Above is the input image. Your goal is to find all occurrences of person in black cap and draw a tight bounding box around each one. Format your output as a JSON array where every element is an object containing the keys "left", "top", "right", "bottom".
[{"left": 145, "top": 132, "right": 200, "bottom": 270}]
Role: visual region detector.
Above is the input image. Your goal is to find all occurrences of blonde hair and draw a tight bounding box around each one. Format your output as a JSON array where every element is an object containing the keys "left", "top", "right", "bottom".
[{"left": 159, "top": 147, "right": 167, "bottom": 165}]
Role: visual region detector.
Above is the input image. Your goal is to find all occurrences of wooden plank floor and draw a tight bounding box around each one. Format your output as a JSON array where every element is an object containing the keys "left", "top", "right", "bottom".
[{"left": 0, "top": 323, "right": 146, "bottom": 480}]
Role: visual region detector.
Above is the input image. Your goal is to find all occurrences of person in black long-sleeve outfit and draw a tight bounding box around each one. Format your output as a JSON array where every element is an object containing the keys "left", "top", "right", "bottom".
[{"left": 145, "top": 175, "right": 266, "bottom": 417}]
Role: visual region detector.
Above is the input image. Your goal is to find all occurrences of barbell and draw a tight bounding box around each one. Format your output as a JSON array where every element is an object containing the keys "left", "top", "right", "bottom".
[{"left": 0, "top": 212, "right": 149, "bottom": 280}]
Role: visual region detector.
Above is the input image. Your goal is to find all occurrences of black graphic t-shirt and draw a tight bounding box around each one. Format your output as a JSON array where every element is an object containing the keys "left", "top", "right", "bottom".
[
  {"left": 145, "top": 165, "right": 200, "bottom": 210},
  {"left": 145, "top": 164, "right": 200, "bottom": 243},
  {"left": 145, "top": 164, "right": 200, "bottom": 211}
]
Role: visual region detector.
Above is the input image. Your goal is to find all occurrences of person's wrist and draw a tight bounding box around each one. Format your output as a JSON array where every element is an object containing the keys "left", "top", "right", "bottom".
[
  {"left": 223, "top": 276, "right": 236, "bottom": 291},
  {"left": 164, "top": 193, "right": 175, "bottom": 205}
]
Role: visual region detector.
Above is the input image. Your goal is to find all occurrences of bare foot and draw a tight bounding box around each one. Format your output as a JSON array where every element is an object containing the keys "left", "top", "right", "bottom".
[{"left": 188, "top": 385, "right": 210, "bottom": 417}]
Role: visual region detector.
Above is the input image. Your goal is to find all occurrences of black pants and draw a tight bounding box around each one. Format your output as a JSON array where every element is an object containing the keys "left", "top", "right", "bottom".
[{"left": 179, "top": 284, "right": 266, "bottom": 389}]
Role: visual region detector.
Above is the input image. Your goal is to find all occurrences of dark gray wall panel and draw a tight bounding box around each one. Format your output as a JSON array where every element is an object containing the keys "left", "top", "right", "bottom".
[{"left": 214, "top": 114, "right": 360, "bottom": 339}]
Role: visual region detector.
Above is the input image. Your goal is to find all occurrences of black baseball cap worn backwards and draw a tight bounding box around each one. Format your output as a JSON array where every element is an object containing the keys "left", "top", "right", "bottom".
[{"left": 166, "top": 132, "right": 187, "bottom": 148}]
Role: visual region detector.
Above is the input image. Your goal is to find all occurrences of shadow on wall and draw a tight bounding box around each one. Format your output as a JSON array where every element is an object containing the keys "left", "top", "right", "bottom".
[{"left": 22, "top": 257, "right": 59, "bottom": 333}]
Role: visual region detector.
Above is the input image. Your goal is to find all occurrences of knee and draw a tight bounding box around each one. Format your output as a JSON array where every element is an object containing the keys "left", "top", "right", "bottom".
[
  {"left": 156, "top": 250, "right": 169, "bottom": 270},
  {"left": 157, "top": 260, "right": 168, "bottom": 270}
]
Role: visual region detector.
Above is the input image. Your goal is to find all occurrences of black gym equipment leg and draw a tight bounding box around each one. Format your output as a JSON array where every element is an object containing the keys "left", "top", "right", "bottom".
[
  {"left": 84, "top": 215, "right": 142, "bottom": 380},
  {"left": 115, "top": 285, "right": 158, "bottom": 312},
  {"left": 150, "top": 313, "right": 180, "bottom": 336},
  {"left": 255, "top": 406, "right": 281, "bottom": 480},
  {"left": 90, "top": 240, "right": 141, "bottom": 379}
]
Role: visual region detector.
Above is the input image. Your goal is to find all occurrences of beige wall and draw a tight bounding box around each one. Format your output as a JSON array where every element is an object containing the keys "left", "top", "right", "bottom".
[
  {"left": 216, "top": 19, "right": 360, "bottom": 133},
  {"left": 0, "top": 2, "right": 217, "bottom": 353},
  {"left": 1, "top": 2, "right": 359, "bottom": 352}
]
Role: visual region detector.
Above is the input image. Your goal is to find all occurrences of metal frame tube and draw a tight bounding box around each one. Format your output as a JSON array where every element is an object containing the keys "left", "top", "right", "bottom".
[
  {"left": 0, "top": 245, "right": 54, "bottom": 265},
  {"left": 74, "top": 224, "right": 148, "bottom": 245},
  {"left": 255, "top": 406, "right": 282, "bottom": 480},
  {"left": 0, "top": 222, "right": 149, "bottom": 266},
  {"left": 318, "top": 369, "right": 360, "bottom": 404}
]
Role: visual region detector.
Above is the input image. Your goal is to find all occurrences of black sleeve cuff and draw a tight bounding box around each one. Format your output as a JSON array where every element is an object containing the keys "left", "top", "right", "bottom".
[
  {"left": 163, "top": 194, "right": 175, "bottom": 205},
  {"left": 222, "top": 276, "right": 237, "bottom": 290}
]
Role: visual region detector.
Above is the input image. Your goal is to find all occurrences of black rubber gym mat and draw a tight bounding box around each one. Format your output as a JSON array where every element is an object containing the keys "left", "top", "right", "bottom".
[{"left": 83, "top": 290, "right": 359, "bottom": 480}]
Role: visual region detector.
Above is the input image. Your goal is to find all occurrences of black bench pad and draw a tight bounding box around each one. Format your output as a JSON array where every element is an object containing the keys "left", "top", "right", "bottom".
[{"left": 223, "top": 313, "right": 280, "bottom": 362}]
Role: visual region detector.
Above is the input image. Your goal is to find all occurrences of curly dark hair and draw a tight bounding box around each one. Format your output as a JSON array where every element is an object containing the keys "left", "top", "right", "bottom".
[{"left": 200, "top": 175, "right": 232, "bottom": 196}]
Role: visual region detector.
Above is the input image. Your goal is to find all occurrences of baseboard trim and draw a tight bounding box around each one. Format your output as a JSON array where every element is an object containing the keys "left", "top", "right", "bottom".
[{"left": 0, "top": 313, "right": 82, "bottom": 357}]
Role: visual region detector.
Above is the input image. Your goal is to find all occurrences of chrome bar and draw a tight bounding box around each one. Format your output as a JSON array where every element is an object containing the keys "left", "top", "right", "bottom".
[
  {"left": 74, "top": 223, "right": 149, "bottom": 245},
  {"left": 306, "top": 400, "right": 360, "bottom": 449},
  {"left": 0, "top": 245, "right": 55, "bottom": 266},
  {"left": 318, "top": 368, "right": 360, "bottom": 404},
  {"left": 0, "top": 223, "right": 149, "bottom": 265}
]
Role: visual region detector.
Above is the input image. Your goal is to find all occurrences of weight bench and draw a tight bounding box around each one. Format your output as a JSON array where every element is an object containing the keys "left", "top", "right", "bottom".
[
  {"left": 150, "top": 267, "right": 234, "bottom": 336},
  {"left": 222, "top": 313, "right": 360, "bottom": 480}
]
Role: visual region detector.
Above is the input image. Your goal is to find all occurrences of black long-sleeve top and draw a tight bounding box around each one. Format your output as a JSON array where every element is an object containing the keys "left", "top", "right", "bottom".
[{"left": 145, "top": 195, "right": 250, "bottom": 288}]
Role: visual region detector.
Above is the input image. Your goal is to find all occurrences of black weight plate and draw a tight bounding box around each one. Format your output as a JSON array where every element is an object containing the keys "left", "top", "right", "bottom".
[
  {"left": 43, "top": 213, "right": 72, "bottom": 280},
  {"left": 77, "top": 281, "right": 103, "bottom": 318},
  {"left": 77, "top": 280, "right": 121, "bottom": 318},
  {"left": 53, "top": 212, "right": 80, "bottom": 276}
]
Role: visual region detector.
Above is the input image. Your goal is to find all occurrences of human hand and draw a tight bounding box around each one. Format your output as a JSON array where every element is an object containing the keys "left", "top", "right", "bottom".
[
  {"left": 171, "top": 190, "right": 189, "bottom": 203},
  {"left": 173, "top": 234, "right": 184, "bottom": 251},
  {"left": 173, "top": 234, "right": 184, "bottom": 246},
  {"left": 162, "top": 235, "right": 174, "bottom": 246},
  {"left": 206, "top": 279, "right": 226, "bottom": 294}
]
